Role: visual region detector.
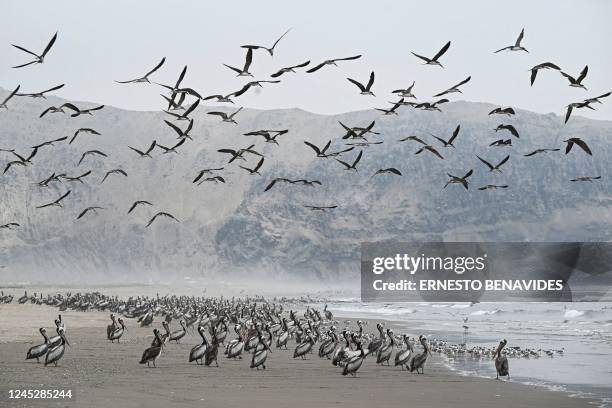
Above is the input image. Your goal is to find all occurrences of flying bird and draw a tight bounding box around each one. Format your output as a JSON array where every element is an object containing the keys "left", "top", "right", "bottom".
[
  {"left": 11, "top": 32, "right": 58, "bottom": 68},
  {"left": 413, "top": 98, "right": 449, "bottom": 112},
  {"left": 444, "top": 170, "right": 473, "bottom": 190},
  {"left": 232, "top": 80, "right": 280, "bottom": 97},
  {"left": 36, "top": 190, "right": 71, "bottom": 209},
  {"left": 306, "top": 55, "right": 362, "bottom": 73},
  {"left": 164, "top": 99, "right": 199, "bottom": 121},
  {"left": 156, "top": 138, "right": 186, "bottom": 154},
  {"left": 197, "top": 176, "right": 225, "bottom": 185},
  {"left": 164, "top": 119, "right": 193, "bottom": 139},
  {"left": 62, "top": 171, "right": 92, "bottom": 183},
  {"left": 489, "top": 139, "right": 512, "bottom": 147},
  {"left": 570, "top": 176, "right": 601, "bottom": 182},
  {"left": 523, "top": 148, "right": 560, "bottom": 157},
  {"left": 339, "top": 121, "right": 378, "bottom": 140},
  {"left": 16, "top": 84, "right": 65, "bottom": 98},
  {"left": 564, "top": 137, "right": 592, "bottom": 155},
  {"left": 415, "top": 145, "right": 444, "bottom": 160},
  {"left": 376, "top": 98, "right": 404, "bottom": 115},
  {"left": 494, "top": 124, "right": 519, "bottom": 138},
  {"left": 347, "top": 71, "right": 375, "bottom": 96},
  {"left": 561, "top": 66, "right": 588, "bottom": 90},
  {"left": 411, "top": 41, "right": 451, "bottom": 67},
  {"left": 488, "top": 107, "right": 515, "bottom": 116},
  {"left": 78, "top": 150, "right": 108, "bottom": 165},
  {"left": 145, "top": 212, "right": 179, "bottom": 228},
  {"left": 64, "top": 104, "right": 105, "bottom": 117},
  {"left": 208, "top": 107, "right": 243, "bottom": 124},
  {"left": 239, "top": 157, "right": 265, "bottom": 175},
  {"left": 128, "top": 200, "right": 152, "bottom": 214},
  {"left": 129, "top": 140, "right": 157, "bottom": 157},
  {"left": 76, "top": 207, "right": 105, "bottom": 220},
  {"left": 433, "top": 76, "right": 471, "bottom": 97},
  {"left": 193, "top": 168, "right": 224, "bottom": 183},
  {"left": 39, "top": 103, "right": 83, "bottom": 118},
  {"left": 70, "top": 128, "right": 101, "bottom": 144},
  {"left": 336, "top": 150, "right": 363, "bottom": 171},
  {"left": 224, "top": 48, "right": 254, "bottom": 77},
  {"left": 0, "top": 85, "right": 20, "bottom": 109},
  {"left": 478, "top": 185, "right": 509, "bottom": 190},
  {"left": 392, "top": 82, "right": 417, "bottom": 99},
  {"left": 304, "top": 205, "right": 337, "bottom": 212},
  {"left": 431, "top": 125, "right": 460, "bottom": 148},
  {"left": 494, "top": 28, "right": 528, "bottom": 53},
  {"left": 203, "top": 93, "right": 235, "bottom": 104},
  {"left": 529, "top": 62, "right": 561, "bottom": 86},
  {"left": 372, "top": 168, "right": 402, "bottom": 177},
  {"left": 399, "top": 135, "right": 427, "bottom": 145},
  {"left": 241, "top": 28, "right": 292, "bottom": 56},
  {"left": 100, "top": 169, "right": 128, "bottom": 184},
  {"left": 244, "top": 129, "right": 288, "bottom": 145},
  {"left": 0, "top": 222, "right": 20, "bottom": 230},
  {"left": 564, "top": 100, "right": 593, "bottom": 123},
  {"left": 583, "top": 92, "right": 611, "bottom": 105},
  {"left": 477, "top": 155, "right": 510, "bottom": 172},
  {"left": 217, "top": 144, "right": 261, "bottom": 163},
  {"left": 270, "top": 60, "right": 310, "bottom": 78},
  {"left": 115, "top": 57, "right": 166, "bottom": 84}
]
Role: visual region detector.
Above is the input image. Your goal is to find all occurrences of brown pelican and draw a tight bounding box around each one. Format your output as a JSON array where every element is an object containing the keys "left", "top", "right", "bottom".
[
  {"left": 25, "top": 328, "right": 49, "bottom": 363},
  {"left": 376, "top": 329, "right": 395, "bottom": 365},
  {"left": 242, "top": 28, "right": 292, "bottom": 56},
  {"left": 226, "top": 326, "right": 245, "bottom": 359},
  {"left": 140, "top": 329, "right": 163, "bottom": 367},
  {"left": 271, "top": 60, "right": 310, "bottom": 78},
  {"left": 189, "top": 326, "right": 209, "bottom": 365},
  {"left": 570, "top": 176, "right": 601, "bottom": 182},
  {"left": 495, "top": 29, "right": 528, "bottom": 53},
  {"left": 208, "top": 107, "right": 243, "bottom": 124},
  {"left": 433, "top": 76, "right": 471, "bottom": 97},
  {"left": 306, "top": 55, "right": 362, "bottom": 73},
  {"left": 530, "top": 62, "right": 561, "bottom": 86},
  {"left": 477, "top": 155, "right": 510, "bottom": 172},
  {"left": 293, "top": 330, "right": 315, "bottom": 359},
  {"left": 12, "top": 32, "right": 58, "bottom": 68},
  {"left": 1, "top": 85, "right": 21, "bottom": 109},
  {"left": 392, "top": 81, "right": 416, "bottom": 98},
  {"left": 342, "top": 342, "right": 366, "bottom": 377},
  {"left": 444, "top": 170, "right": 473, "bottom": 190},
  {"left": 410, "top": 335, "right": 431, "bottom": 374},
  {"left": 564, "top": 137, "right": 592, "bottom": 155},
  {"left": 44, "top": 327, "right": 69, "bottom": 367},
  {"left": 109, "top": 318, "right": 126, "bottom": 343},
  {"left": 412, "top": 41, "right": 451, "bottom": 67},
  {"left": 224, "top": 48, "right": 254, "bottom": 77},
  {"left": 347, "top": 71, "right": 375, "bottom": 96},
  {"left": 561, "top": 66, "right": 588, "bottom": 90},
  {"left": 250, "top": 332, "right": 272, "bottom": 370},
  {"left": 494, "top": 339, "right": 510, "bottom": 379},
  {"left": 115, "top": 57, "right": 165, "bottom": 84},
  {"left": 205, "top": 327, "right": 220, "bottom": 367},
  {"left": 319, "top": 328, "right": 338, "bottom": 359},
  {"left": 394, "top": 335, "right": 414, "bottom": 370},
  {"left": 106, "top": 314, "right": 117, "bottom": 339}
]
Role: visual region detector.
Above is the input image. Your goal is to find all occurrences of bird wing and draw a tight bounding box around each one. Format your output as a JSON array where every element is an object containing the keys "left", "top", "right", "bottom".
[
  {"left": 41, "top": 32, "right": 58, "bottom": 58},
  {"left": 208, "top": 112, "right": 228, "bottom": 118},
  {"left": 145, "top": 140, "right": 157, "bottom": 154},
  {"left": 270, "top": 28, "right": 292, "bottom": 51},
  {"left": 76, "top": 208, "right": 90, "bottom": 219},
  {"left": 232, "top": 83, "right": 252, "bottom": 97},
  {"left": 128, "top": 146, "right": 145, "bottom": 156},
  {"left": 347, "top": 78, "right": 366, "bottom": 92},
  {"left": 223, "top": 64, "right": 242, "bottom": 74},
  {"left": 573, "top": 139, "right": 592, "bottom": 155},
  {"left": 352, "top": 150, "right": 363, "bottom": 167},
  {"left": 243, "top": 48, "right": 253, "bottom": 71},
  {"left": 497, "top": 155, "right": 510, "bottom": 168},
  {"left": 463, "top": 169, "right": 474, "bottom": 179},
  {"left": 530, "top": 69, "right": 538, "bottom": 86},
  {"left": 515, "top": 28, "right": 524, "bottom": 47},
  {"left": 334, "top": 55, "right": 362, "bottom": 62},
  {"left": 388, "top": 168, "right": 402, "bottom": 176},
  {"left": 433, "top": 41, "right": 451, "bottom": 61},
  {"left": 12, "top": 60, "right": 39, "bottom": 69},
  {"left": 477, "top": 156, "right": 494, "bottom": 170},
  {"left": 41, "top": 84, "right": 65, "bottom": 94},
  {"left": 144, "top": 57, "right": 166, "bottom": 78},
  {"left": 335, "top": 159, "right": 352, "bottom": 169},
  {"left": 270, "top": 69, "right": 286, "bottom": 78},
  {"left": 506, "top": 125, "right": 519, "bottom": 138},
  {"left": 564, "top": 105, "right": 573, "bottom": 123},
  {"left": 264, "top": 179, "right": 280, "bottom": 192},
  {"left": 183, "top": 99, "right": 200, "bottom": 117},
  {"left": 411, "top": 52, "right": 431, "bottom": 63},
  {"left": 431, "top": 135, "right": 447, "bottom": 146},
  {"left": 39, "top": 107, "right": 53, "bottom": 118},
  {"left": 56, "top": 190, "right": 71, "bottom": 203},
  {"left": 305, "top": 61, "right": 327, "bottom": 73},
  {"left": 229, "top": 107, "right": 243, "bottom": 119},
  {"left": 494, "top": 46, "right": 511, "bottom": 53},
  {"left": 577, "top": 65, "right": 588, "bottom": 83},
  {"left": 164, "top": 120, "right": 184, "bottom": 136},
  {"left": 2, "top": 85, "right": 20, "bottom": 104},
  {"left": 448, "top": 125, "right": 461, "bottom": 144},
  {"left": 366, "top": 71, "right": 375, "bottom": 90},
  {"left": 253, "top": 157, "right": 264, "bottom": 172},
  {"left": 11, "top": 43, "right": 39, "bottom": 57}
]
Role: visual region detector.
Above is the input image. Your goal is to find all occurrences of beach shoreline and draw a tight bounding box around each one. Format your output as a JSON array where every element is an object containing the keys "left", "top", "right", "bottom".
[{"left": 0, "top": 302, "right": 596, "bottom": 408}]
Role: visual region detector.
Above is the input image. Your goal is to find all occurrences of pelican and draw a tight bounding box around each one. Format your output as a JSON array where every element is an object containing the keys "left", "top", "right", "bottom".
[
  {"left": 306, "top": 55, "right": 362, "bottom": 73},
  {"left": 205, "top": 327, "right": 220, "bottom": 367},
  {"left": 189, "top": 326, "right": 209, "bottom": 365},
  {"left": 319, "top": 329, "right": 338, "bottom": 359},
  {"left": 394, "top": 335, "right": 414, "bottom": 370},
  {"left": 109, "top": 318, "right": 126, "bottom": 343},
  {"left": 410, "top": 335, "right": 431, "bottom": 374},
  {"left": 250, "top": 332, "right": 272, "bottom": 370},
  {"left": 412, "top": 41, "right": 451, "bottom": 67},
  {"left": 293, "top": 330, "right": 315, "bottom": 359},
  {"left": 44, "top": 327, "right": 69, "bottom": 367},
  {"left": 376, "top": 329, "right": 395, "bottom": 365},
  {"left": 494, "top": 339, "right": 510, "bottom": 379},
  {"left": 168, "top": 320, "right": 187, "bottom": 343},
  {"left": 26, "top": 328, "right": 49, "bottom": 363},
  {"left": 12, "top": 32, "right": 58, "bottom": 68},
  {"left": 115, "top": 57, "right": 165, "bottom": 84},
  {"left": 140, "top": 329, "right": 163, "bottom": 367},
  {"left": 342, "top": 342, "right": 366, "bottom": 377},
  {"left": 226, "top": 326, "right": 245, "bottom": 359},
  {"left": 106, "top": 314, "right": 117, "bottom": 339},
  {"left": 242, "top": 28, "right": 292, "bottom": 56},
  {"left": 495, "top": 28, "right": 528, "bottom": 53}
]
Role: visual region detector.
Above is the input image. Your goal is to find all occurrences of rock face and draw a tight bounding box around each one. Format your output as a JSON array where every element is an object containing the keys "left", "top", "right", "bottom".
[{"left": 0, "top": 88, "right": 610, "bottom": 283}]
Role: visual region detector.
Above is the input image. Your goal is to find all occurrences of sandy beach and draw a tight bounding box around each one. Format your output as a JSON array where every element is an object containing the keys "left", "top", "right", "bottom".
[{"left": 0, "top": 303, "right": 594, "bottom": 408}]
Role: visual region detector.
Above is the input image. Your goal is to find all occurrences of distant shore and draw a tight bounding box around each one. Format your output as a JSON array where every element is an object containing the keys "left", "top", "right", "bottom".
[{"left": 0, "top": 302, "right": 594, "bottom": 408}]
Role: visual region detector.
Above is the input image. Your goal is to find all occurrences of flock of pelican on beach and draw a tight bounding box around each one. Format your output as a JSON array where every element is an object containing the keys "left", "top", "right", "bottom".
[
  {"left": 0, "top": 27, "right": 609, "bottom": 232},
  {"left": 1, "top": 290, "right": 569, "bottom": 380}
]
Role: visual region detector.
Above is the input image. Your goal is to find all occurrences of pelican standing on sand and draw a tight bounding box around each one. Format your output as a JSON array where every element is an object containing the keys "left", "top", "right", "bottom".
[
  {"left": 250, "top": 331, "right": 272, "bottom": 370},
  {"left": 44, "top": 327, "right": 69, "bottom": 367},
  {"left": 394, "top": 335, "right": 413, "bottom": 370},
  {"left": 410, "top": 335, "right": 431, "bottom": 374},
  {"left": 109, "top": 318, "right": 126, "bottom": 343},
  {"left": 140, "top": 329, "right": 163, "bottom": 367},
  {"left": 189, "top": 326, "right": 209, "bottom": 365},
  {"left": 25, "top": 328, "right": 49, "bottom": 363},
  {"left": 494, "top": 339, "right": 510, "bottom": 379}
]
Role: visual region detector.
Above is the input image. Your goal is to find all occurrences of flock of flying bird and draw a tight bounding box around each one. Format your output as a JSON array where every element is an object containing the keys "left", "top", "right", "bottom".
[
  {"left": 10, "top": 290, "right": 514, "bottom": 380},
  {"left": 0, "top": 27, "right": 608, "bottom": 232}
]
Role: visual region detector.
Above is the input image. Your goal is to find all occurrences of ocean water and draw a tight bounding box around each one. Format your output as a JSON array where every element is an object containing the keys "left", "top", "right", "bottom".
[{"left": 327, "top": 300, "right": 612, "bottom": 407}]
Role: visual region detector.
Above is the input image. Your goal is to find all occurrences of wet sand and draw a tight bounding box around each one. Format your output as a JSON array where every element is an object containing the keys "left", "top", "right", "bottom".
[{"left": 0, "top": 303, "right": 593, "bottom": 408}]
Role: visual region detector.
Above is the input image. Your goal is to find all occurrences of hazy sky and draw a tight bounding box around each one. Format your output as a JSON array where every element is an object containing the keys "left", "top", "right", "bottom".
[{"left": 1, "top": 0, "right": 611, "bottom": 120}]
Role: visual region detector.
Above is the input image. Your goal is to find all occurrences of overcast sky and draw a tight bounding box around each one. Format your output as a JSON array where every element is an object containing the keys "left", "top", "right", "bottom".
[{"left": 1, "top": 0, "right": 611, "bottom": 120}]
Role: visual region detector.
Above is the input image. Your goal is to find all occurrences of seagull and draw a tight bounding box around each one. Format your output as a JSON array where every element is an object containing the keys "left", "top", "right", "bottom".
[
  {"left": 392, "top": 82, "right": 417, "bottom": 98},
  {"left": 4, "top": 148, "right": 38, "bottom": 173},
  {"left": 564, "top": 101, "right": 593, "bottom": 123},
  {"left": 146, "top": 212, "right": 179, "bottom": 228},
  {"left": 157, "top": 138, "right": 186, "bottom": 154},
  {"left": 62, "top": 171, "right": 92, "bottom": 183},
  {"left": 164, "top": 119, "right": 193, "bottom": 139},
  {"left": 36, "top": 190, "right": 71, "bottom": 209},
  {"left": 564, "top": 137, "right": 592, "bottom": 155},
  {"left": 304, "top": 140, "right": 332, "bottom": 158},
  {"left": 529, "top": 62, "right": 561, "bottom": 86},
  {"left": 203, "top": 93, "right": 235, "bottom": 104},
  {"left": 570, "top": 176, "right": 601, "bottom": 182},
  {"left": 561, "top": 66, "right": 588, "bottom": 90},
  {"left": 304, "top": 205, "right": 337, "bottom": 212},
  {"left": 76, "top": 207, "right": 105, "bottom": 220},
  {"left": 232, "top": 80, "right": 281, "bottom": 97},
  {"left": 494, "top": 29, "right": 528, "bottom": 53},
  {"left": 78, "top": 150, "right": 108, "bottom": 165},
  {"left": 244, "top": 129, "right": 288, "bottom": 145},
  {"left": 69, "top": 128, "right": 101, "bottom": 144},
  {"left": 523, "top": 148, "right": 560, "bottom": 157},
  {"left": 164, "top": 99, "right": 199, "bottom": 121},
  {"left": 208, "top": 107, "right": 243, "bottom": 124},
  {"left": 264, "top": 178, "right": 320, "bottom": 192},
  {"left": 217, "top": 144, "right": 261, "bottom": 163},
  {"left": 376, "top": 98, "right": 404, "bottom": 115},
  {"left": 129, "top": 140, "right": 157, "bottom": 158},
  {"left": 494, "top": 124, "right": 519, "bottom": 138},
  {"left": 488, "top": 107, "right": 515, "bottom": 116},
  {"left": 63, "top": 104, "right": 105, "bottom": 117},
  {"left": 224, "top": 48, "right": 254, "bottom": 77},
  {"left": 336, "top": 150, "right": 363, "bottom": 171},
  {"left": 100, "top": 169, "right": 128, "bottom": 184},
  {"left": 0, "top": 85, "right": 20, "bottom": 109},
  {"left": 16, "top": 84, "right": 65, "bottom": 98},
  {"left": 128, "top": 200, "right": 152, "bottom": 214},
  {"left": 306, "top": 55, "right": 362, "bottom": 73},
  {"left": 444, "top": 170, "right": 473, "bottom": 190},
  {"left": 241, "top": 28, "right": 292, "bottom": 56},
  {"left": 399, "top": 135, "right": 427, "bottom": 145},
  {"left": 239, "top": 157, "right": 264, "bottom": 175},
  {"left": 339, "top": 121, "right": 378, "bottom": 140},
  {"left": 0, "top": 222, "right": 20, "bottom": 230},
  {"left": 115, "top": 57, "right": 166, "bottom": 84},
  {"left": 431, "top": 125, "right": 460, "bottom": 148},
  {"left": 478, "top": 185, "right": 509, "bottom": 190},
  {"left": 347, "top": 72, "right": 375, "bottom": 96},
  {"left": 372, "top": 168, "right": 402, "bottom": 177},
  {"left": 11, "top": 32, "right": 58, "bottom": 68},
  {"left": 433, "top": 76, "right": 471, "bottom": 97},
  {"left": 414, "top": 98, "right": 449, "bottom": 112},
  {"left": 411, "top": 41, "right": 451, "bottom": 67},
  {"left": 271, "top": 60, "right": 310, "bottom": 78},
  {"left": 193, "top": 168, "right": 224, "bottom": 183},
  {"left": 477, "top": 155, "right": 510, "bottom": 172},
  {"left": 489, "top": 139, "right": 512, "bottom": 147},
  {"left": 39, "top": 103, "right": 83, "bottom": 118},
  {"left": 415, "top": 145, "right": 444, "bottom": 160},
  {"left": 197, "top": 176, "right": 225, "bottom": 185}
]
